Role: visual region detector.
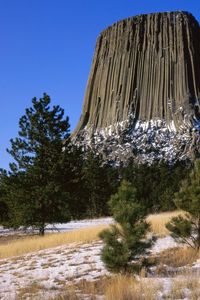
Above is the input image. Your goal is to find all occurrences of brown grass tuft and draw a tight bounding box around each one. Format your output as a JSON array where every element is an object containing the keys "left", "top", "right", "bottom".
[
  {"left": 146, "top": 210, "right": 186, "bottom": 237},
  {"left": 16, "top": 282, "right": 45, "bottom": 300},
  {"left": 105, "top": 275, "right": 161, "bottom": 300},
  {"left": 157, "top": 247, "right": 199, "bottom": 268}
]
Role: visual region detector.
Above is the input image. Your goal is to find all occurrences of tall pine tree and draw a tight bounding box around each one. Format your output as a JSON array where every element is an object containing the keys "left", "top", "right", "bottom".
[{"left": 1, "top": 94, "right": 73, "bottom": 234}]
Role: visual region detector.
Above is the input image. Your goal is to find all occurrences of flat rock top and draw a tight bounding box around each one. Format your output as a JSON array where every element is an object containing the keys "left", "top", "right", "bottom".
[{"left": 102, "top": 11, "right": 196, "bottom": 33}]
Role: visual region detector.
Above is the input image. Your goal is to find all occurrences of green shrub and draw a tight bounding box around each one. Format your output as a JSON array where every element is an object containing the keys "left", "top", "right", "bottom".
[{"left": 100, "top": 180, "right": 152, "bottom": 273}]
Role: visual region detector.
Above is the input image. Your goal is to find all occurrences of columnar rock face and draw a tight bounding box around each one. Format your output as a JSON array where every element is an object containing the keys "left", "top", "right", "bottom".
[{"left": 73, "top": 11, "right": 200, "bottom": 164}]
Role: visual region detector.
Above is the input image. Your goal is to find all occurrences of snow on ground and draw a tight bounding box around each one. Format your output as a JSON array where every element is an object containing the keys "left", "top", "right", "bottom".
[
  {"left": 0, "top": 231, "right": 180, "bottom": 300},
  {"left": 0, "top": 241, "right": 108, "bottom": 300},
  {"left": 46, "top": 217, "right": 114, "bottom": 232},
  {"left": 1, "top": 219, "right": 200, "bottom": 299},
  {"left": 0, "top": 217, "right": 114, "bottom": 236},
  {"left": 0, "top": 218, "right": 113, "bottom": 299},
  {"left": 150, "top": 235, "right": 178, "bottom": 254}
]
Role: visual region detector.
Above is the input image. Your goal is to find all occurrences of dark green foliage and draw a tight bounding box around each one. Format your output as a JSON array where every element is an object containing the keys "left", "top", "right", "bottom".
[
  {"left": 120, "top": 160, "right": 191, "bottom": 212},
  {"left": 0, "top": 94, "right": 118, "bottom": 229},
  {"left": 100, "top": 225, "right": 131, "bottom": 273},
  {"left": 0, "top": 172, "right": 9, "bottom": 223},
  {"left": 82, "top": 151, "right": 118, "bottom": 217},
  {"left": 60, "top": 145, "right": 86, "bottom": 219},
  {"left": 1, "top": 94, "right": 72, "bottom": 234},
  {"left": 0, "top": 200, "right": 8, "bottom": 223},
  {"left": 166, "top": 214, "right": 195, "bottom": 248},
  {"left": 0, "top": 170, "right": 29, "bottom": 229},
  {"left": 100, "top": 180, "right": 151, "bottom": 273},
  {"left": 8, "top": 94, "right": 70, "bottom": 173},
  {"left": 166, "top": 160, "right": 200, "bottom": 250},
  {"left": 0, "top": 92, "right": 193, "bottom": 229}
]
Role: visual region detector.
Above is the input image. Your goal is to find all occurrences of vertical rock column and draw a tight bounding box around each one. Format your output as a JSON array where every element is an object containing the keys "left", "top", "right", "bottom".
[{"left": 73, "top": 11, "right": 200, "bottom": 137}]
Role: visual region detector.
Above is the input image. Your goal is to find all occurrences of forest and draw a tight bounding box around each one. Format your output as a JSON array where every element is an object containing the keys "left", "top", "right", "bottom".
[{"left": 0, "top": 94, "right": 192, "bottom": 235}]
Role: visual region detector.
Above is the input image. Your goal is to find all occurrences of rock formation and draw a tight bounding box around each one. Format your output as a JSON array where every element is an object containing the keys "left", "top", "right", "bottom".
[{"left": 73, "top": 11, "right": 200, "bottom": 164}]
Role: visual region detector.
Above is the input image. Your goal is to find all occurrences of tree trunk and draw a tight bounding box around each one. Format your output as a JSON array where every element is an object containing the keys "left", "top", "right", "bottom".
[{"left": 39, "top": 226, "right": 45, "bottom": 236}]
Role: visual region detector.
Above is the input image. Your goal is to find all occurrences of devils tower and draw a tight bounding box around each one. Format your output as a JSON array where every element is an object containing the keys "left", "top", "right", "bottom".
[{"left": 73, "top": 11, "right": 200, "bottom": 164}]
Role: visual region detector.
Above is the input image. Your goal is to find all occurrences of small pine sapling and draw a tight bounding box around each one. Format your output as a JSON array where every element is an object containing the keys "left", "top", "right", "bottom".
[
  {"left": 99, "top": 180, "right": 152, "bottom": 273},
  {"left": 166, "top": 160, "right": 200, "bottom": 250}
]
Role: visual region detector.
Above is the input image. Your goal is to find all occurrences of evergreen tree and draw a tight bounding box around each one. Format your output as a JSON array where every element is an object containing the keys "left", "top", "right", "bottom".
[
  {"left": 120, "top": 160, "right": 190, "bottom": 212},
  {"left": 82, "top": 151, "right": 117, "bottom": 217},
  {"left": 1, "top": 94, "right": 72, "bottom": 234},
  {"left": 99, "top": 180, "right": 151, "bottom": 273},
  {"left": 62, "top": 144, "right": 86, "bottom": 219},
  {"left": 166, "top": 160, "right": 200, "bottom": 250},
  {"left": 0, "top": 171, "right": 9, "bottom": 223}
]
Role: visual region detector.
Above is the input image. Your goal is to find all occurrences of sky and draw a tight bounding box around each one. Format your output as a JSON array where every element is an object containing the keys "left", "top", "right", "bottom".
[{"left": 0, "top": 0, "right": 200, "bottom": 170}]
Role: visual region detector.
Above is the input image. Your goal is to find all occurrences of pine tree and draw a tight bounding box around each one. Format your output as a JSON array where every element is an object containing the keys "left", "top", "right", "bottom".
[
  {"left": 99, "top": 180, "right": 151, "bottom": 273},
  {"left": 166, "top": 160, "right": 200, "bottom": 250},
  {"left": 82, "top": 151, "right": 117, "bottom": 217},
  {"left": 1, "top": 94, "right": 73, "bottom": 234},
  {"left": 61, "top": 144, "right": 86, "bottom": 219},
  {"left": 120, "top": 160, "right": 190, "bottom": 212},
  {"left": 0, "top": 171, "right": 9, "bottom": 223}
]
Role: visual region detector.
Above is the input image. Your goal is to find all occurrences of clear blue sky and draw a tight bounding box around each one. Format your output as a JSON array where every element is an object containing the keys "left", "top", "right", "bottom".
[{"left": 0, "top": 0, "right": 200, "bottom": 170}]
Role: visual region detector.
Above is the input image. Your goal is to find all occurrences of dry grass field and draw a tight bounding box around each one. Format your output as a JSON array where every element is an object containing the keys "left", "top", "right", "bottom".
[
  {"left": 0, "top": 210, "right": 186, "bottom": 260},
  {"left": 15, "top": 273, "right": 200, "bottom": 300},
  {"left": 1, "top": 211, "right": 200, "bottom": 299},
  {"left": 0, "top": 224, "right": 108, "bottom": 259},
  {"left": 45, "top": 275, "right": 162, "bottom": 300},
  {"left": 7, "top": 269, "right": 200, "bottom": 300},
  {"left": 156, "top": 246, "right": 199, "bottom": 268}
]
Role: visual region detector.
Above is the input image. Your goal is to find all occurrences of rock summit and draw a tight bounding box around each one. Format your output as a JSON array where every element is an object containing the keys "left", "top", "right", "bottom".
[{"left": 73, "top": 11, "right": 200, "bottom": 164}]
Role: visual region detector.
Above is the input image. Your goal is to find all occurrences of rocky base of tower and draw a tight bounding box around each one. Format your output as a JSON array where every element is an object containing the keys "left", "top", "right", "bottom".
[{"left": 73, "top": 116, "right": 200, "bottom": 165}]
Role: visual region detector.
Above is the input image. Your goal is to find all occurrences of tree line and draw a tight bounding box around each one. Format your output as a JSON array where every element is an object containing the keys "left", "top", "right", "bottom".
[{"left": 0, "top": 93, "right": 192, "bottom": 234}]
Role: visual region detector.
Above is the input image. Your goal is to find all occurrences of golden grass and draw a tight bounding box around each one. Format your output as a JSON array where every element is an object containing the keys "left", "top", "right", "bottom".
[
  {"left": 105, "top": 276, "right": 161, "bottom": 300},
  {"left": 52, "top": 275, "right": 161, "bottom": 300},
  {"left": 149, "top": 243, "right": 199, "bottom": 273},
  {"left": 0, "top": 225, "right": 108, "bottom": 260},
  {"left": 146, "top": 210, "right": 185, "bottom": 236},
  {"left": 156, "top": 246, "right": 199, "bottom": 268},
  {"left": 14, "top": 273, "right": 200, "bottom": 300},
  {"left": 0, "top": 210, "right": 188, "bottom": 260},
  {"left": 0, "top": 234, "right": 29, "bottom": 245},
  {"left": 105, "top": 275, "right": 136, "bottom": 300}
]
